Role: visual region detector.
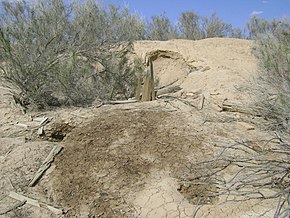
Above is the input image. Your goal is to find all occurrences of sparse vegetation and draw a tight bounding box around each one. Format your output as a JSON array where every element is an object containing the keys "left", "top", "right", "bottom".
[
  {"left": 189, "top": 17, "right": 290, "bottom": 218},
  {"left": 177, "top": 11, "right": 235, "bottom": 40},
  {"left": 202, "top": 13, "right": 233, "bottom": 38},
  {"left": 248, "top": 17, "right": 290, "bottom": 132},
  {"left": 0, "top": 0, "right": 144, "bottom": 110},
  {"left": 146, "top": 13, "right": 178, "bottom": 40},
  {"left": 190, "top": 134, "right": 290, "bottom": 218}
]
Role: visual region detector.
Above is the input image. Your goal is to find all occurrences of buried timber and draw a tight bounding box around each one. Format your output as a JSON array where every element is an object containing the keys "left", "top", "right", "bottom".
[{"left": 46, "top": 109, "right": 213, "bottom": 217}]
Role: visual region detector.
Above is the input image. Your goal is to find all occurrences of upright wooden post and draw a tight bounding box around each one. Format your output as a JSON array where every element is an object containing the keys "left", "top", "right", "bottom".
[
  {"left": 149, "top": 59, "right": 155, "bottom": 100},
  {"left": 141, "top": 58, "right": 155, "bottom": 101},
  {"left": 135, "top": 77, "right": 142, "bottom": 101},
  {"left": 141, "top": 71, "right": 151, "bottom": 101}
]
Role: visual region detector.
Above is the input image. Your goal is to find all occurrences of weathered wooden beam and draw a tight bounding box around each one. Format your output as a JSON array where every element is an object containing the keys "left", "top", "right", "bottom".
[
  {"left": 104, "top": 100, "right": 137, "bottom": 105},
  {"left": 149, "top": 59, "right": 155, "bottom": 100},
  {"left": 156, "top": 86, "right": 182, "bottom": 96},
  {"left": 155, "top": 79, "right": 179, "bottom": 90},
  {"left": 0, "top": 199, "right": 26, "bottom": 215},
  {"left": 135, "top": 77, "right": 142, "bottom": 101},
  {"left": 28, "top": 145, "right": 63, "bottom": 187},
  {"left": 9, "top": 191, "right": 63, "bottom": 215},
  {"left": 141, "top": 58, "right": 155, "bottom": 101},
  {"left": 141, "top": 74, "right": 151, "bottom": 101}
]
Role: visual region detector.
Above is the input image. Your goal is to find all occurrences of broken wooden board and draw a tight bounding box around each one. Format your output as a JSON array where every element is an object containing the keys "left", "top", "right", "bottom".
[
  {"left": 155, "top": 79, "right": 179, "bottom": 90},
  {"left": 15, "top": 122, "right": 29, "bottom": 129},
  {"left": 103, "top": 100, "right": 137, "bottom": 105},
  {"left": 28, "top": 145, "right": 63, "bottom": 187},
  {"left": 156, "top": 86, "right": 182, "bottom": 96},
  {"left": 9, "top": 191, "right": 63, "bottom": 215},
  {"left": 37, "top": 126, "right": 45, "bottom": 136},
  {"left": 39, "top": 117, "right": 49, "bottom": 126},
  {"left": 135, "top": 77, "right": 142, "bottom": 101},
  {"left": 149, "top": 59, "right": 155, "bottom": 100},
  {"left": 142, "top": 75, "right": 152, "bottom": 101},
  {"left": 0, "top": 199, "right": 26, "bottom": 215},
  {"left": 70, "top": 112, "right": 88, "bottom": 119},
  {"left": 222, "top": 100, "right": 249, "bottom": 114}
]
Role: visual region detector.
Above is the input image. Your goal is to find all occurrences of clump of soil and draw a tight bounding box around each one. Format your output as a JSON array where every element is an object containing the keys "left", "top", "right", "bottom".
[
  {"left": 178, "top": 183, "right": 218, "bottom": 204},
  {"left": 48, "top": 122, "right": 74, "bottom": 141},
  {"left": 48, "top": 109, "right": 206, "bottom": 217}
]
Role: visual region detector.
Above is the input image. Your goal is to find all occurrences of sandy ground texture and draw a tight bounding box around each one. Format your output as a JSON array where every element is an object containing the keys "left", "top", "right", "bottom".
[{"left": 0, "top": 38, "right": 282, "bottom": 217}]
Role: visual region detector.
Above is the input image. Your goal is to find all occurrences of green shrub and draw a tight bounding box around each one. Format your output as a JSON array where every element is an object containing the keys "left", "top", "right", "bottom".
[
  {"left": 0, "top": 0, "right": 144, "bottom": 110},
  {"left": 250, "top": 18, "right": 290, "bottom": 132},
  {"left": 177, "top": 11, "right": 235, "bottom": 40},
  {"left": 146, "top": 13, "right": 178, "bottom": 41}
]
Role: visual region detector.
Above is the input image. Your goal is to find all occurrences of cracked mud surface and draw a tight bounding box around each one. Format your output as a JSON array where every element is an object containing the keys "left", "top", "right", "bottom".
[{"left": 47, "top": 109, "right": 210, "bottom": 217}]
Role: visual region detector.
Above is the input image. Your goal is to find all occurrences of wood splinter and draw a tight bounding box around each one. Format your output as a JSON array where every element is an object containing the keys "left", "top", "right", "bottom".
[
  {"left": 28, "top": 145, "right": 63, "bottom": 187},
  {"left": 0, "top": 199, "right": 27, "bottom": 215},
  {"left": 9, "top": 191, "right": 63, "bottom": 215}
]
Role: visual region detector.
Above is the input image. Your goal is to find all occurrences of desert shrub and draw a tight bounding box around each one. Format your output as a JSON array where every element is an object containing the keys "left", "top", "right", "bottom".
[
  {"left": 146, "top": 13, "right": 178, "bottom": 41},
  {"left": 177, "top": 11, "right": 236, "bottom": 40},
  {"left": 0, "top": 0, "right": 72, "bottom": 108},
  {"left": 106, "top": 4, "right": 146, "bottom": 42},
  {"left": 73, "top": 1, "right": 145, "bottom": 43},
  {"left": 0, "top": 0, "right": 145, "bottom": 110},
  {"left": 230, "top": 27, "right": 245, "bottom": 39},
  {"left": 250, "top": 18, "right": 290, "bottom": 132},
  {"left": 246, "top": 16, "right": 287, "bottom": 39},
  {"left": 95, "top": 55, "right": 144, "bottom": 100},
  {"left": 178, "top": 11, "right": 203, "bottom": 40},
  {"left": 201, "top": 13, "right": 233, "bottom": 38}
]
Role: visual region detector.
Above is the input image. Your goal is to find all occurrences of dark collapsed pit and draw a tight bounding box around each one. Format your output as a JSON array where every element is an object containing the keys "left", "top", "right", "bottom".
[{"left": 46, "top": 122, "right": 74, "bottom": 142}]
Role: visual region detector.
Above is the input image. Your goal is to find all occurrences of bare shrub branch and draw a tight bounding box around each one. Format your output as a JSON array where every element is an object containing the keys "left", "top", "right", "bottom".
[{"left": 187, "top": 134, "right": 290, "bottom": 217}]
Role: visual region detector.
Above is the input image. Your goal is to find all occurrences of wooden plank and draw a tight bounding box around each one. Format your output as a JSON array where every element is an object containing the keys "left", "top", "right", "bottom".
[
  {"left": 104, "top": 100, "right": 137, "bottom": 105},
  {"left": 222, "top": 100, "right": 253, "bottom": 115},
  {"left": 33, "top": 116, "right": 47, "bottom": 122},
  {"left": 155, "top": 79, "right": 178, "bottom": 90},
  {"left": 141, "top": 75, "right": 151, "bottom": 101},
  {"left": 37, "top": 126, "right": 45, "bottom": 136},
  {"left": 15, "top": 123, "right": 29, "bottom": 129},
  {"left": 70, "top": 112, "right": 88, "bottom": 119},
  {"left": 0, "top": 200, "right": 26, "bottom": 215},
  {"left": 28, "top": 145, "right": 63, "bottom": 187},
  {"left": 156, "top": 86, "right": 182, "bottom": 96},
  {"left": 39, "top": 117, "right": 49, "bottom": 126},
  {"left": 9, "top": 191, "right": 63, "bottom": 215},
  {"left": 148, "top": 77, "right": 154, "bottom": 101},
  {"left": 149, "top": 59, "right": 155, "bottom": 100},
  {"left": 135, "top": 77, "right": 142, "bottom": 101}
]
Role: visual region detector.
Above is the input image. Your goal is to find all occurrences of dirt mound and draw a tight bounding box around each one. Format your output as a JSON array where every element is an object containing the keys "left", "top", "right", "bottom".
[{"left": 48, "top": 109, "right": 207, "bottom": 217}]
